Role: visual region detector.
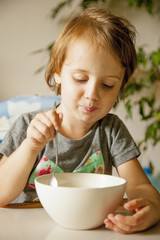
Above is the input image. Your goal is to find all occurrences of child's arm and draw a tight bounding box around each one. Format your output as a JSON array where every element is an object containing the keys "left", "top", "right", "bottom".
[
  {"left": 0, "top": 109, "right": 63, "bottom": 207},
  {"left": 104, "top": 158, "right": 160, "bottom": 234}
]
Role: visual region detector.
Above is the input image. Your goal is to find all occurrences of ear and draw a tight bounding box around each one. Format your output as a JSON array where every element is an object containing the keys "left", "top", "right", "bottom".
[{"left": 54, "top": 73, "right": 61, "bottom": 84}]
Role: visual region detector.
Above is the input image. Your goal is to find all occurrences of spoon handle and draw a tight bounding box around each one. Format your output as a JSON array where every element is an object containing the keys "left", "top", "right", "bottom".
[{"left": 52, "top": 102, "right": 58, "bottom": 174}]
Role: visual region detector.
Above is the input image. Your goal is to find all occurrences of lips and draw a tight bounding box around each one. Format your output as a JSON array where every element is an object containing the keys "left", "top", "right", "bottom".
[{"left": 82, "top": 105, "right": 97, "bottom": 112}]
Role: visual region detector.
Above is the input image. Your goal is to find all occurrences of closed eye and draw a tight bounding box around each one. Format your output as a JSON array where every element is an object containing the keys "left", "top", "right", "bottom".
[
  {"left": 102, "top": 83, "right": 114, "bottom": 89},
  {"left": 73, "top": 77, "right": 87, "bottom": 82}
]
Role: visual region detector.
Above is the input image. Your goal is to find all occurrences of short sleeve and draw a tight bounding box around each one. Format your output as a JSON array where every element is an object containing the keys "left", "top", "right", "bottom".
[
  {"left": 0, "top": 114, "right": 30, "bottom": 159},
  {"left": 109, "top": 115, "right": 141, "bottom": 167}
]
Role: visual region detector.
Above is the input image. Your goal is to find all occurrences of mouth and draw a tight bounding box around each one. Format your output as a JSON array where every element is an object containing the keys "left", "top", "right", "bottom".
[{"left": 81, "top": 105, "right": 97, "bottom": 112}]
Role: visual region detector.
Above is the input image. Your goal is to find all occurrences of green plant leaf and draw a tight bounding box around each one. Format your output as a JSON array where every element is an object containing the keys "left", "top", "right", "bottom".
[
  {"left": 138, "top": 94, "right": 155, "bottom": 120},
  {"left": 149, "top": 161, "right": 154, "bottom": 174},
  {"left": 150, "top": 48, "right": 160, "bottom": 67},
  {"left": 124, "top": 99, "right": 132, "bottom": 118},
  {"left": 46, "top": 42, "right": 55, "bottom": 52},
  {"left": 50, "top": 0, "right": 74, "bottom": 18},
  {"left": 156, "top": 111, "right": 160, "bottom": 120},
  {"left": 34, "top": 65, "right": 46, "bottom": 74},
  {"left": 137, "top": 47, "right": 147, "bottom": 67},
  {"left": 127, "top": 0, "right": 154, "bottom": 14},
  {"left": 81, "top": 0, "right": 106, "bottom": 9},
  {"left": 145, "top": 120, "right": 160, "bottom": 145}
]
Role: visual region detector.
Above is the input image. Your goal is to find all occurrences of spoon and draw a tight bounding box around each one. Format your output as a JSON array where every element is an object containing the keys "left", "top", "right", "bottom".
[{"left": 49, "top": 102, "right": 58, "bottom": 187}]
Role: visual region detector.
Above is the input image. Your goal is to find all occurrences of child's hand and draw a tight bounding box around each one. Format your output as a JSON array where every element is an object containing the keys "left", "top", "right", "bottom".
[
  {"left": 104, "top": 198, "right": 160, "bottom": 234},
  {"left": 26, "top": 109, "right": 63, "bottom": 152}
]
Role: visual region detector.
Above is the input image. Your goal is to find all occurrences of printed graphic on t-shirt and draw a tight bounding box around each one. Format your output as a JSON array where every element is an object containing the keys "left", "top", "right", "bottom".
[{"left": 28, "top": 151, "right": 105, "bottom": 188}]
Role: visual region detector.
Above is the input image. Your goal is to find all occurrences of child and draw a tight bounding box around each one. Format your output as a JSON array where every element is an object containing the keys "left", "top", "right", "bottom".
[{"left": 0, "top": 7, "right": 160, "bottom": 234}]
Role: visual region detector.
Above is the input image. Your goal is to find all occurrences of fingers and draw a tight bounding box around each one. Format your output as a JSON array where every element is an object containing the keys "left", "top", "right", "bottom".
[
  {"left": 104, "top": 215, "right": 133, "bottom": 234},
  {"left": 105, "top": 213, "right": 143, "bottom": 234},
  {"left": 27, "top": 109, "right": 63, "bottom": 148},
  {"left": 124, "top": 198, "right": 149, "bottom": 211},
  {"left": 45, "top": 110, "right": 63, "bottom": 131},
  {"left": 104, "top": 198, "right": 151, "bottom": 234},
  {"left": 29, "top": 114, "right": 54, "bottom": 142}
]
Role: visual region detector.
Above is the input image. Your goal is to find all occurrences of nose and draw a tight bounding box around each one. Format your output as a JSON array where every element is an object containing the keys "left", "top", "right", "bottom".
[{"left": 84, "top": 81, "right": 99, "bottom": 101}]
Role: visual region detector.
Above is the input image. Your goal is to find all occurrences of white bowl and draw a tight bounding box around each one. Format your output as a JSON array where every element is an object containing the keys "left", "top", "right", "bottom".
[{"left": 35, "top": 173, "right": 126, "bottom": 230}]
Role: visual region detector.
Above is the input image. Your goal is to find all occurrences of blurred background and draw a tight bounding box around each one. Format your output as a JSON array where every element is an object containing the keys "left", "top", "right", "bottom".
[{"left": 0, "top": 0, "right": 160, "bottom": 182}]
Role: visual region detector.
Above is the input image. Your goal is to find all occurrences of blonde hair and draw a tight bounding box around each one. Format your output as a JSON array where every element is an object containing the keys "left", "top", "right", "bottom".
[{"left": 45, "top": 7, "right": 137, "bottom": 93}]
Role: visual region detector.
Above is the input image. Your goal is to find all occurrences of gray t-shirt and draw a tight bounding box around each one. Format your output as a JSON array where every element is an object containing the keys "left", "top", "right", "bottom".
[{"left": 0, "top": 109, "right": 140, "bottom": 203}]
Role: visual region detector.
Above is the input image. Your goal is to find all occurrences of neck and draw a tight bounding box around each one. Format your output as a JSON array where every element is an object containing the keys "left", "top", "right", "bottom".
[{"left": 59, "top": 121, "right": 92, "bottom": 140}]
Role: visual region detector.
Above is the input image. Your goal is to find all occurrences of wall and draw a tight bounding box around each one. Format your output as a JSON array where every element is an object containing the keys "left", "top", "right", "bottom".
[
  {"left": 0, "top": 0, "right": 160, "bottom": 174},
  {"left": 0, "top": 0, "right": 60, "bottom": 101}
]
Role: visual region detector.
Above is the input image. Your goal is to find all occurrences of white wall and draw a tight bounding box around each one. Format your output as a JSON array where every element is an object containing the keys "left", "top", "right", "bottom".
[
  {"left": 0, "top": 0, "right": 160, "bottom": 174},
  {"left": 0, "top": 0, "right": 60, "bottom": 101}
]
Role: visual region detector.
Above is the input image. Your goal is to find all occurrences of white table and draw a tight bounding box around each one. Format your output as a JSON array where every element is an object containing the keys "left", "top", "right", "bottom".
[{"left": 0, "top": 206, "right": 160, "bottom": 240}]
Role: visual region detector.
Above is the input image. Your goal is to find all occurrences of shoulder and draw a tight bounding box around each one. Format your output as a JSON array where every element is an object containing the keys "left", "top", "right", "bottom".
[
  {"left": 99, "top": 113, "right": 131, "bottom": 141},
  {"left": 0, "top": 108, "right": 51, "bottom": 158},
  {"left": 100, "top": 113, "right": 123, "bottom": 129},
  {"left": 4, "top": 107, "right": 51, "bottom": 136}
]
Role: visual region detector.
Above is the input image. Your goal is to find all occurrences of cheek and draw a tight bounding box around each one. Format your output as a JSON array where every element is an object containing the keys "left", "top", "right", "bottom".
[
  {"left": 102, "top": 89, "right": 119, "bottom": 108},
  {"left": 103, "top": 98, "right": 116, "bottom": 108},
  {"left": 61, "top": 76, "right": 82, "bottom": 95},
  {"left": 111, "top": 85, "right": 121, "bottom": 101},
  {"left": 61, "top": 81, "right": 81, "bottom": 101}
]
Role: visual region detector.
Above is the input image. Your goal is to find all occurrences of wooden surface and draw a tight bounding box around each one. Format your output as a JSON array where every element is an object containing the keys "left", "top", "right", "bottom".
[
  {"left": 3, "top": 202, "right": 43, "bottom": 209},
  {"left": 3, "top": 199, "right": 128, "bottom": 210}
]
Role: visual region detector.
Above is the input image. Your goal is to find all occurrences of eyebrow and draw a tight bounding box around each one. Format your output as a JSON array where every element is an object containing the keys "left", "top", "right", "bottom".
[
  {"left": 103, "top": 75, "right": 122, "bottom": 81},
  {"left": 70, "top": 69, "right": 89, "bottom": 74}
]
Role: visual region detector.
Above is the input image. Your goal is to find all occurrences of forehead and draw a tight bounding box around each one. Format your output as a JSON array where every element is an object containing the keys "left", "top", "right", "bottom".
[
  {"left": 65, "top": 38, "right": 96, "bottom": 62},
  {"left": 63, "top": 38, "right": 124, "bottom": 74},
  {"left": 65, "top": 37, "right": 104, "bottom": 62}
]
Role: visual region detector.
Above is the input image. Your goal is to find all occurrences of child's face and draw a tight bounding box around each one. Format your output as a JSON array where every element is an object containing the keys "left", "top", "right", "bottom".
[{"left": 56, "top": 38, "right": 125, "bottom": 127}]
